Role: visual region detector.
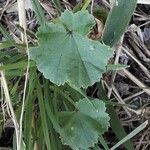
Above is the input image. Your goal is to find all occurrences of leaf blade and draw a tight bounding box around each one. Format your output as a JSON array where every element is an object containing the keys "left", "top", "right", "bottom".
[
  {"left": 29, "top": 10, "right": 113, "bottom": 88},
  {"left": 59, "top": 98, "right": 110, "bottom": 149},
  {"left": 102, "top": 0, "right": 137, "bottom": 46}
]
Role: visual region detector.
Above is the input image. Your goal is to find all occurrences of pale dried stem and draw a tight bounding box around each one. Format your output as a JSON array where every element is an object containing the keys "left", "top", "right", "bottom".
[
  {"left": 139, "top": 20, "right": 150, "bottom": 28},
  {"left": 17, "top": 0, "right": 29, "bottom": 149},
  {"left": 123, "top": 69, "right": 150, "bottom": 96},
  {"left": 18, "top": 36, "right": 30, "bottom": 150},
  {"left": 91, "top": 0, "right": 94, "bottom": 15},
  {"left": 104, "top": 80, "right": 132, "bottom": 117},
  {"left": 105, "top": 80, "right": 144, "bottom": 116},
  {"left": 17, "top": 0, "right": 26, "bottom": 43},
  {"left": 135, "top": 127, "right": 150, "bottom": 150},
  {"left": 107, "top": 36, "right": 124, "bottom": 98},
  {"left": 123, "top": 91, "right": 145, "bottom": 102},
  {"left": 112, "top": 85, "right": 132, "bottom": 117},
  {"left": 122, "top": 47, "right": 150, "bottom": 79},
  {"left": 0, "top": 0, "right": 11, "bottom": 19},
  {"left": 0, "top": 70, "right": 20, "bottom": 150},
  {"left": 34, "top": 143, "right": 38, "bottom": 150},
  {"left": 102, "top": 0, "right": 111, "bottom": 8}
]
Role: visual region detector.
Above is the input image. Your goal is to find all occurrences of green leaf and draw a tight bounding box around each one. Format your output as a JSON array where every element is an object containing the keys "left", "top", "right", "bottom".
[
  {"left": 102, "top": 0, "right": 137, "bottom": 46},
  {"left": 29, "top": 10, "right": 113, "bottom": 88},
  {"left": 59, "top": 98, "right": 110, "bottom": 149}
]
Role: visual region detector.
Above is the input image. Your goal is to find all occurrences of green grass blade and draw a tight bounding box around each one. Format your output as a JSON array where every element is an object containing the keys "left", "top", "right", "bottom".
[
  {"left": 3, "top": 53, "right": 24, "bottom": 64},
  {"left": 81, "top": 0, "right": 91, "bottom": 10},
  {"left": 0, "top": 61, "right": 35, "bottom": 71},
  {"left": 45, "top": 100, "right": 64, "bottom": 149},
  {"left": 31, "top": 0, "right": 46, "bottom": 26},
  {"left": 44, "top": 91, "right": 62, "bottom": 134},
  {"left": 99, "top": 135, "right": 109, "bottom": 150},
  {"left": 107, "top": 106, "right": 134, "bottom": 150},
  {"left": 0, "top": 23, "right": 25, "bottom": 50},
  {"left": 10, "top": 77, "right": 21, "bottom": 95},
  {"left": 52, "top": 0, "right": 62, "bottom": 13},
  {"left": 0, "top": 41, "right": 16, "bottom": 49},
  {"left": 36, "top": 125, "right": 44, "bottom": 150},
  {"left": 36, "top": 73, "right": 52, "bottom": 150},
  {"left": 110, "top": 120, "right": 148, "bottom": 150},
  {"left": 24, "top": 69, "right": 36, "bottom": 150},
  {"left": 5, "top": 70, "right": 24, "bottom": 77},
  {"left": 0, "top": 41, "right": 26, "bottom": 50},
  {"left": 43, "top": 80, "right": 62, "bottom": 150},
  {"left": 102, "top": 0, "right": 137, "bottom": 46},
  {"left": 98, "top": 83, "right": 134, "bottom": 150},
  {"left": 49, "top": 121, "right": 62, "bottom": 150},
  {"left": 44, "top": 81, "right": 57, "bottom": 150},
  {"left": 24, "top": 93, "right": 34, "bottom": 150},
  {"left": 0, "top": 22, "right": 13, "bottom": 41}
]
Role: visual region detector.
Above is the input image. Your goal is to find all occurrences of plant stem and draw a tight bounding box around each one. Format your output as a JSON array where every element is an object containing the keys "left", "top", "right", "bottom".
[{"left": 49, "top": 85, "right": 77, "bottom": 109}]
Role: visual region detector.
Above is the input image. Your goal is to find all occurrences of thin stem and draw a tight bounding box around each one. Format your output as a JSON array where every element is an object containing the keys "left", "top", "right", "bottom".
[
  {"left": 49, "top": 85, "right": 77, "bottom": 109},
  {"left": 0, "top": 69, "right": 19, "bottom": 150},
  {"left": 18, "top": 2, "right": 30, "bottom": 148}
]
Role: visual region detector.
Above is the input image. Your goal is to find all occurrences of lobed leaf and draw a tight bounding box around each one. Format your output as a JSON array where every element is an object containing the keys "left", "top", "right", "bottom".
[
  {"left": 59, "top": 98, "right": 110, "bottom": 149},
  {"left": 29, "top": 10, "right": 113, "bottom": 88}
]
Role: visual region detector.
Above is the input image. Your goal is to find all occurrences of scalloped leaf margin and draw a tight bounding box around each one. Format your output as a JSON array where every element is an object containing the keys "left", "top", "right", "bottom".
[
  {"left": 29, "top": 10, "right": 113, "bottom": 88},
  {"left": 58, "top": 98, "right": 110, "bottom": 149}
]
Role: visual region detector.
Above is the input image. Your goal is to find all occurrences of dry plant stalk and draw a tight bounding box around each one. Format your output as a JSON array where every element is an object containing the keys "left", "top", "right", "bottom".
[
  {"left": 123, "top": 69, "right": 150, "bottom": 96},
  {"left": 107, "top": 35, "right": 124, "bottom": 98},
  {"left": 17, "top": 0, "right": 26, "bottom": 43},
  {"left": 103, "top": 80, "right": 132, "bottom": 117},
  {"left": 17, "top": 0, "right": 30, "bottom": 149},
  {"left": 122, "top": 47, "right": 150, "bottom": 79},
  {"left": 0, "top": 69, "right": 20, "bottom": 150}
]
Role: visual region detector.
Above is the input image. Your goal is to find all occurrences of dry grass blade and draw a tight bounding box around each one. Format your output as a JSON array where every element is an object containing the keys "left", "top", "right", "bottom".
[
  {"left": 104, "top": 80, "right": 147, "bottom": 116},
  {"left": 104, "top": 80, "right": 131, "bottom": 117},
  {"left": 123, "top": 91, "right": 145, "bottom": 102},
  {"left": 0, "top": 67, "right": 19, "bottom": 150},
  {"left": 122, "top": 46, "right": 150, "bottom": 79},
  {"left": 107, "top": 36, "right": 124, "bottom": 98},
  {"left": 123, "top": 69, "right": 150, "bottom": 96}
]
